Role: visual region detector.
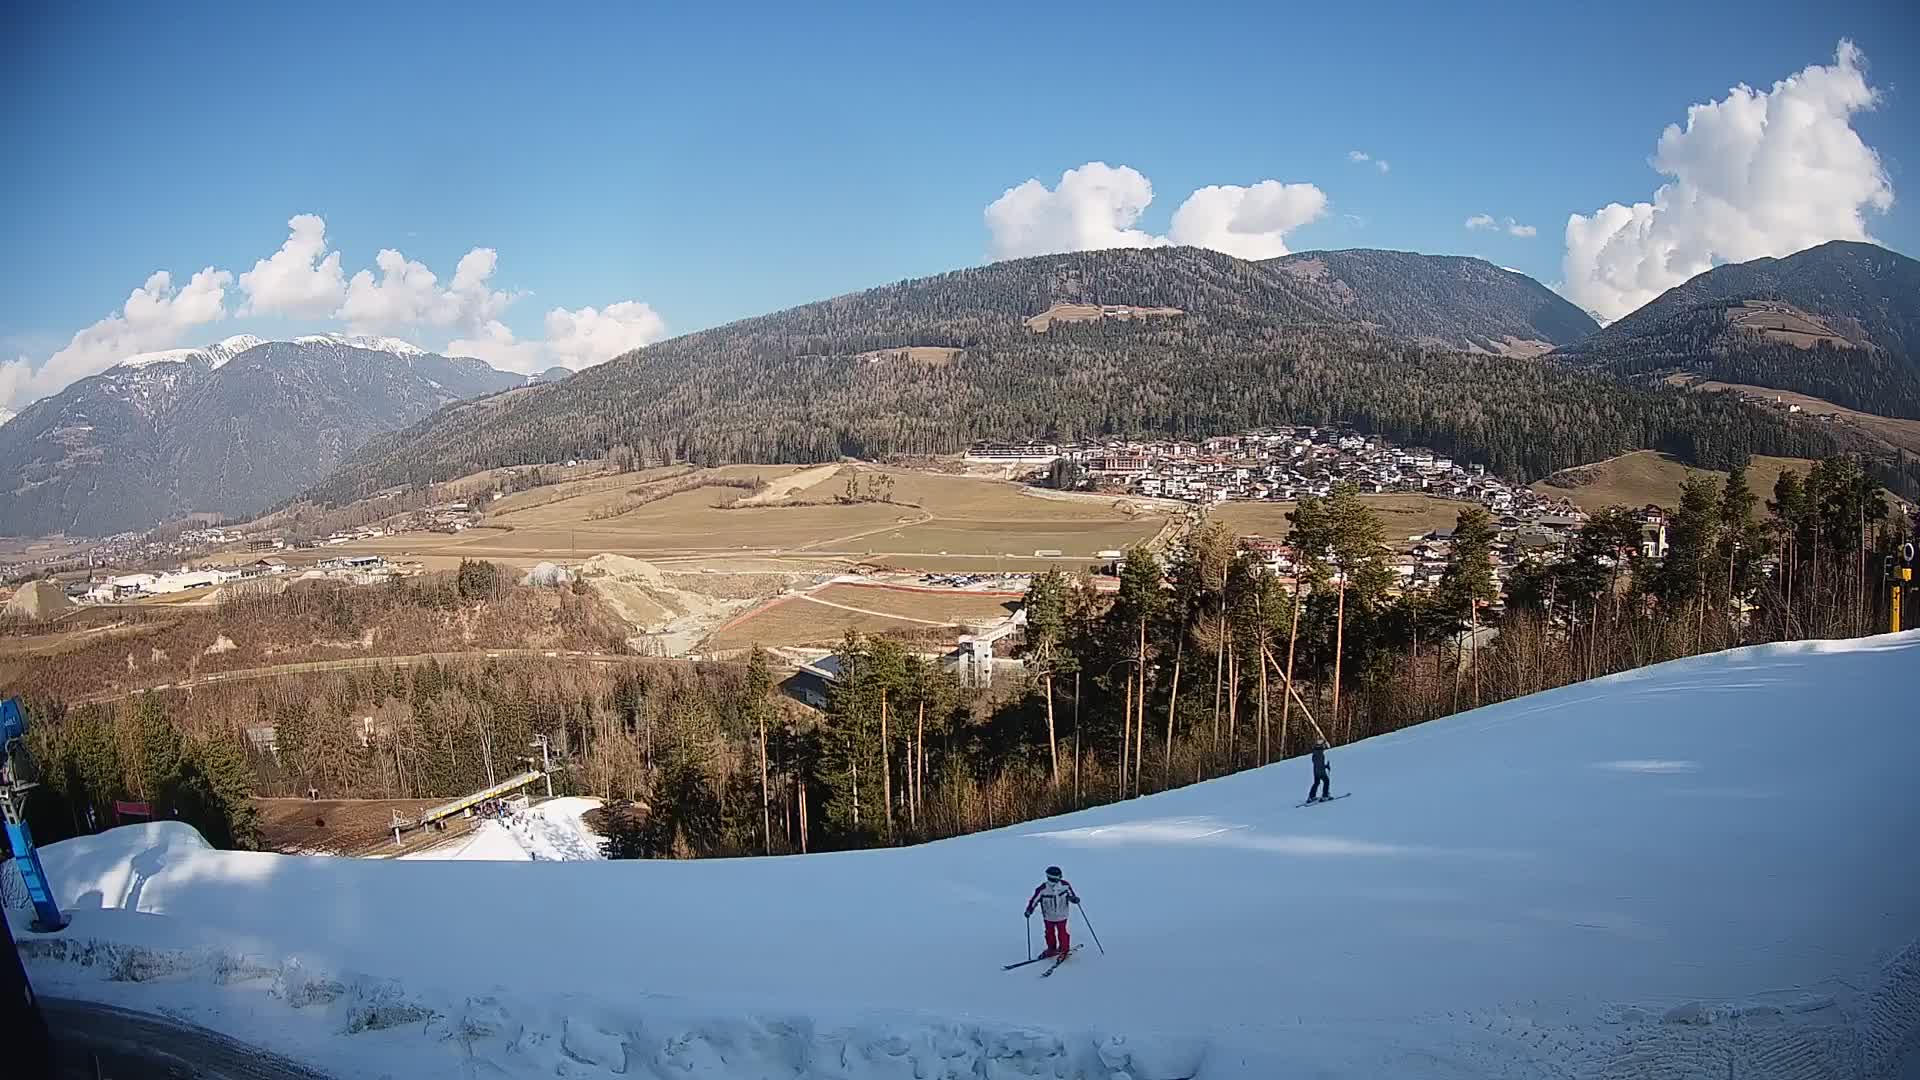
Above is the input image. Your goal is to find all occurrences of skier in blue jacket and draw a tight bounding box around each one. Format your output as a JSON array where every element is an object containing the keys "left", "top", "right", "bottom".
[{"left": 1307, "top": 738, "right": 1332, "bottom": 802}]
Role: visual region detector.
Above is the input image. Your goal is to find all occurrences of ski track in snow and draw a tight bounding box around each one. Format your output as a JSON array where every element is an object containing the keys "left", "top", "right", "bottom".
[{"left": 10, "top": 633, "right": 1920, "bottom": 1079}]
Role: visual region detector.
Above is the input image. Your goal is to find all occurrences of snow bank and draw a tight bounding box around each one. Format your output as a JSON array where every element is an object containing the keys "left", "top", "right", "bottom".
[
  {"left": 521, "top": 561, "right": 574, "bottom": 587},
  {"left": 13, "top": 633, "right": 1920, "bottom": 1079}
]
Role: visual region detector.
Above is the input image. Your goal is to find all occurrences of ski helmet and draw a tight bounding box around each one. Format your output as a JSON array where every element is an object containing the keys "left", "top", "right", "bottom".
[{"left": 1046, "top": 865, "right": 1063, "bottom": 880}]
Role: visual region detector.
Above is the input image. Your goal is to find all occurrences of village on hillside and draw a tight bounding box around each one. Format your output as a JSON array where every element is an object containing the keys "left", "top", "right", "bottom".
[{"left": 970, "top": 426, "right": 1673, "bottom": 594}]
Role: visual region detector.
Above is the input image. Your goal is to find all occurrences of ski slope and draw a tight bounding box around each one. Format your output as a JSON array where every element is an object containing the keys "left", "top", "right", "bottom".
[
  {"left": 399, "top": 796, "right": 605, "bottom": 862},
  {"left": 11, "top": 633, "right": 1920, "bottom": 1079}
]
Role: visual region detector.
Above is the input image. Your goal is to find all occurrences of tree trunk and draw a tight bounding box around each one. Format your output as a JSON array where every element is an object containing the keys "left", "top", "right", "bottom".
[
  {"left": 914, "top": 698, "right": 925, "bottom": 827},
  {"left": 1120, "top": 672, "right": 1133, "bottom": 799},
  {"left": 1164, "top": 639, "right": 1182, "bottom": 789},
  {"left": 798, "top": 776, "right": 809, "bottom": 854},
  {"left": 759, "top": 708, "right": 771, "bottom": 856},
  {"left": 1332, "top": 576, "right": 1347, "bottom": 743},
  {"left": 1212, "top": 558, "right": 1228, "bottom": 753},
  {"left": 1470, "top": 600, "right": 1480, "bottom": 709},
  {"left": 1226, "top": 638, "right": 1238, "bottom": 766},
  {"left": 880, "top": 691, "right": 892, "bottom": 837},
  {"left": 1259, "top": 627, "right": 1270, "bottom": 764},
  {"left": 1044, "top": 670, "right": 1059, "bottom": 786},
  {"left": 1281, "top": 577, "right": 1302, "bottom": 760},
  {"left": 1134, "top": 669, "right": 1146, "bottom": 795},
  {"left": 1135, "top": 616, "right": 1148, "bottom": 796},
  {"left": 1073, "top": 671, "right": 1082, "bottom": 804},
  {"left": 1211, "top": 629, "right": 1225, "bottom": 754}
]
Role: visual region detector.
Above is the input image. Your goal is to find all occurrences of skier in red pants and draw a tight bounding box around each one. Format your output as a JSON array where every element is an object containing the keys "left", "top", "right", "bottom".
[{"left": 1025, "top": 865, "right": 1080, "bottom": 958}]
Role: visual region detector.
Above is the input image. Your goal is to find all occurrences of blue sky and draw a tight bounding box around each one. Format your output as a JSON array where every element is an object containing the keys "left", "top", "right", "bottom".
[{"left": 1, "top": 1, "right": 1914, "bottom": 410}]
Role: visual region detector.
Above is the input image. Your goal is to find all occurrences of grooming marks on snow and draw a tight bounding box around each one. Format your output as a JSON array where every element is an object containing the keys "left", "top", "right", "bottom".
[
  {"left": 1594, "top": 759, "right": 1702, "bottom": 774},
  {"left": 1025, "top": 815, "right": 1514, "bottom": 860}
]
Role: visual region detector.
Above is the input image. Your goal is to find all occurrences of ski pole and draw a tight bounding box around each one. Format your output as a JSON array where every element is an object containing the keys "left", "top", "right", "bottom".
[
  {"left": 1075, "top": 902, "right": 1105, "bottom": 955},
  {"left": 1025, "top": 912, "right": 1033, "bottom": 961}
]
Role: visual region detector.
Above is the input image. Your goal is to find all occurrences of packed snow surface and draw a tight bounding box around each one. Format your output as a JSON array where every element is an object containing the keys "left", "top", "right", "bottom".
[
  {"left": 12, "top": 634, "right": 1920, "bottom": 1079},
  {"left": 400, "top": 796, "right": 604, "bottom": 862}
]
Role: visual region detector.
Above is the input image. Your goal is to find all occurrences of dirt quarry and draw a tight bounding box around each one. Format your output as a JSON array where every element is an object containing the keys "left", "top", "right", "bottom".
[
  {"left": 578, "top": 554, "right": 833, "bottom": 655},
  {"left": 5, "top": 579, "right": 73, "bottom": 621}
]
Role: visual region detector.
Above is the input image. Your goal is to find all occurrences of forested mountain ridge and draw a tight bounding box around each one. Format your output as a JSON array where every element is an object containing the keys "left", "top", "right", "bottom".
[
  {"left": 1557, "top": 241, "right": 1920, "bottom": 418},
  {"left": 301, "top": 245, "right": 1907, "bottom": 506},
  {"left": 0, "top": 339, "right": 522, "bottom": 536},
  {"left": 1264, "top": 249, "right": 1598, "bottom": 355}
]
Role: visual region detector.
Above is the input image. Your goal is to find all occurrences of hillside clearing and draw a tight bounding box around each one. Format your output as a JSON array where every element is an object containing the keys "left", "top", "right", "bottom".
[{"left": 1531, "top": 450, "right": 1819, "bottom": 511}]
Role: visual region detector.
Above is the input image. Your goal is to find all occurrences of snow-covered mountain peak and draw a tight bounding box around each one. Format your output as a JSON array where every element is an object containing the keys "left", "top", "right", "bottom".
[
  {"left": 114, "top": 334, "right": 266, "bottom": 371},
  {"left": 293, "top": 332, "right": 432, "bottom": 358}
]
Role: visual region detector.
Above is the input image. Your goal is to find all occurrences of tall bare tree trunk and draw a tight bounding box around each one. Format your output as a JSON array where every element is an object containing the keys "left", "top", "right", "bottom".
[
  {"left": 1044, "top": 671, "right": 1059, "bottom": 787},
  {"left": 1332, "top": 575, "right": 1347, "bottom": 743},
  {"left": 914, "top": 698, "right": 925, "bottom": 827},
  {"left": 1164, "top": 639, "right": 1182, "bottom": 789},
  {"left": 1470, "top": 600, "right": 1480, "bottom": 709},
  {"left": 1226, "top": 640, "right": 1238, "bottom": 766},
  {"left": 1212, "top": 556, "right": 1228, "bottom": 753},
  {"left": 880, "top": 690, "right": 892, "bottom": 836},
  {"left": 1120, "top": 672, "right": 1133, "bottom": 799},
  {"left": 1073, "top": 672, "right": 1081, "bottom": 804},
  {"left": 759, "top": 707, "right": 771, "bottom": 856},
  {"left": 1259, "top": 629, "right": 1270, "bottom": 764},
  {"left": 798, "top": 776, "right": 809, "bottom": 853},
  {"left": 1135, "top": 615, "right": 1148, "bottom": 795},
  {"left": 1281, "top": 576, "right": 1302, "bottom": 760}
]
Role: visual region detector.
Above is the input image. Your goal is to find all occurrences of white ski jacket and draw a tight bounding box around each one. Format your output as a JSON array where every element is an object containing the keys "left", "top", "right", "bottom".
[{"left": 1027, "top": 878, "right": 1079, "bottom": 922}]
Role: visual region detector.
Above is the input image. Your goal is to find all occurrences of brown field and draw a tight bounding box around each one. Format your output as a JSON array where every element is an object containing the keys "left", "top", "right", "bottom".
[
  {"left": 1025, "top": 302, "right": 1185, "bottom": 332},
  {"left": 704, "top": 583, "right": 1021, "bottom": 653},
  {"left": 704, "top": 598, "right": 938, "bottom": 652},
  {"left": 1531, "top": 451, "right": 1820, "bottom": 512},
  {"left": 1210, "top": 494, "right": 1478, "bottom": 542},
  {"left": 255, "top": 797, "right": 475, "bottom": 856},
  {"left": 1672, "top": 376, "right": 1920, "bottom": 456},
  {"left": 329, "top": 464, "right": 1163, "bottom": 571},
  {"left": 809, "top": 584, "right": 1021, "bottom": 623}
]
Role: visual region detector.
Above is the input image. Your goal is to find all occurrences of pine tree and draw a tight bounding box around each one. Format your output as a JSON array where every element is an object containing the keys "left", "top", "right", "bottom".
[
  {"left": 1021, "top": 568, "right": 1073, "bottom": 785},
  {"left": 744, "top": 647, "right": 776, "bottom": 854}
]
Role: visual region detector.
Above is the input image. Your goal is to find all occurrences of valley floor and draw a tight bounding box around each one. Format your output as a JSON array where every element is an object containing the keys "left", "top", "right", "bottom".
[{"left": 9, "top": 633, "right": 1920, "bottom": 1079}]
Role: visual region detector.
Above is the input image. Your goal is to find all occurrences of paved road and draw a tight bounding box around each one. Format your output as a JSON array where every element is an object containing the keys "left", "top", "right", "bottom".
[{"left": 42, "top": 997, "right": 335, "bottom": 1080}]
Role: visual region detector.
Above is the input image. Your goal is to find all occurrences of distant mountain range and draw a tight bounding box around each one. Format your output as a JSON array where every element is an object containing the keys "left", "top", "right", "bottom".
[
  {"left": 1556, "top": 241, "right": 1920, "bottom": 418},
  {"left": 0, "top": 337, "right": 521, "bottom": 536},
  {"left": 309, "top": 246, "right": 1863, "bottom": 509}
]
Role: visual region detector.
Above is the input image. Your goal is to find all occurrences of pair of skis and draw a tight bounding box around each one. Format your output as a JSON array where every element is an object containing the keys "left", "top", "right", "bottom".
[
  {"left": 1294, "top": 791, "right": 1351, "bottom": 808},
  {"left": 1002, "top": 946, "right": 1077, "bottom": 976}
]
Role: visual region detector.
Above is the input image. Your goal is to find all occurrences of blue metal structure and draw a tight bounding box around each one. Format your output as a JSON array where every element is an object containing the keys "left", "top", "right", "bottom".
[{"left": 1, "top": 697, "right": 67, "bottom": 932}]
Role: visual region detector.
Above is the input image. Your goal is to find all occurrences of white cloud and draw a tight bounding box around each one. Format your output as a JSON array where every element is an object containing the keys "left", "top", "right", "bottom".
[
  {"left": 1348, "top": 150, "right": 1390, "bottom": 173},
  {"left": 238, "top": 214, "right": 346, "bottom": 317},
  {"left": 0, "top": 267, "right": 232, "bottom": 413},
  {"left": 985, "top": 162, "right": 1326, "bottom": 260},
  {"left": 1561, "top": 40, "right": 1892, "bottom": 321},
  {"left": 1466, "top": 214, "right": 1536, "bottom": 238},
  {"left": 1168, "top": 181, "right": 1329, "bottom": 259},
  {"left": 4, "top": 215, "right": 669, "bottom": 412},
  {"left": 336, "top": 245, "right": 516, "bottom": 335},
  {"left": 446, "top": 301, "right": 668, "bottom": 375},
  {"left": 984, "top": 162, "right": 1168, "bottom": 259}
]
